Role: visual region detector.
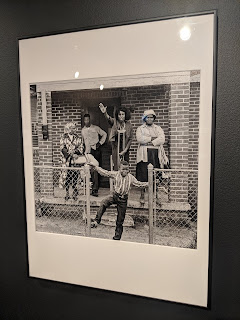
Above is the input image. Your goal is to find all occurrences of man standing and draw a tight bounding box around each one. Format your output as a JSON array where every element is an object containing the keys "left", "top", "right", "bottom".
[{"left": 81, "top": 114, "right": 107, "bottom": 196}]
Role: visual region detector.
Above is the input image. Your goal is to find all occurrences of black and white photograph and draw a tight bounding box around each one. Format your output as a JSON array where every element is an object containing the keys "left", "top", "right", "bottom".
[
  {"left": 19, "top": 12, "right": 215, "bottom": 306},
  {"left": 31, "top": 70, "right": 200, "bottom": 248},
  {"left": 3, "top": 0, "right": 240, "bottom": 318}
]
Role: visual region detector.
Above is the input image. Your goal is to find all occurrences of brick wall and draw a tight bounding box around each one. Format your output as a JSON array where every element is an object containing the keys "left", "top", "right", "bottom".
[
  {"left": 189, "top": 82, "right": 200, "bottom": 170},
  {"left": 168, "top": 83, "right": 190, "bottom": 202},
  {"left": 51, "top": 92, "right": 82, "bottom": 165},
  {"left": 51, "top": 86, "right": 170, "bottom": 173},
  {"left": 121, "top": 85, "right": 170, "bottom": 174},
  {"left": 35, "top": 82, "right": 200, "bottom": 206},
  {"left": 37, "top": 91, "right": 54, "bottom": 196},
  {"left": 189, "top": 82, "right": 200, "bottom": 211},
  {"left": 51, "top": 89, "right": 123, "bottom": 165}
]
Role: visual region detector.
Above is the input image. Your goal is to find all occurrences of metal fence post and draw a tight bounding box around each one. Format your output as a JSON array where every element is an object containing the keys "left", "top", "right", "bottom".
[
  {"left": 148, "top": 163, "right": 154, "bottom": 244},
  {"left": 110, "top": 155, "right": 113, "bottom": 192},
  {"left": 85, "top": 164, "right": 91, "bottom": 237}
]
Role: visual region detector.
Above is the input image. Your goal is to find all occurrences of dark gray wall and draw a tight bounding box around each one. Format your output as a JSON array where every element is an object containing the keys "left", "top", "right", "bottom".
[{"left": 1, "top": 1, "right": 240, "bottom": 319}]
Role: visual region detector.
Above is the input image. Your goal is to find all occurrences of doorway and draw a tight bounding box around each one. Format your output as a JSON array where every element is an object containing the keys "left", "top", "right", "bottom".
[{"left": 81, "top": 97, "right": 121, "bottom": 187}]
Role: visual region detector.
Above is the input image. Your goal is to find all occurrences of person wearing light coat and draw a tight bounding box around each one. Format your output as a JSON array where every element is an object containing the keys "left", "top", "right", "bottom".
[{"left": 136, "top": 109, "right": 169, "bottom": 203}]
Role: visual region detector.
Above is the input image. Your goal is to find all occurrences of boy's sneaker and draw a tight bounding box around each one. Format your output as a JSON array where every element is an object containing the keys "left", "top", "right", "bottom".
[
  {"left": 91, "top": 221, "right": 98, "bottom": 228},
  {"left": 113, "top": 235, "right": 121, "bottom": 240}
]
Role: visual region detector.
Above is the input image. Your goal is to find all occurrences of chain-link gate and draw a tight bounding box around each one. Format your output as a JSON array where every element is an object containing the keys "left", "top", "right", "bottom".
[
  {"left": 33, "top": 164, "right": 198, "bottom": 247},
  {"left": 148, "top": 165, "right": 198, "bottom": 248},
  {"left": 34, "top": 165, "right": 91, "bottom": 237}
]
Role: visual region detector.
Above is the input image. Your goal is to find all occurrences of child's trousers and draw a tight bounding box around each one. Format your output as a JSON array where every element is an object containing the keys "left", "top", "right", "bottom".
[{"left": 95, "top": 192, "right": 128, "bottom": 238}]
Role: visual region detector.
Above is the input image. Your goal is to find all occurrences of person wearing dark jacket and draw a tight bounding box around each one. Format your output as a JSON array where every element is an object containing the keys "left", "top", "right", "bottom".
[{"left": 99, "top": 102, "right": 133, "bottom": 170}]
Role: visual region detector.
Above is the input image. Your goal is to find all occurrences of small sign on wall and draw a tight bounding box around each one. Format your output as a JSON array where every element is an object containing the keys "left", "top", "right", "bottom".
[{"left": 42, "top": 124, "right": 49, "bottom": 140}]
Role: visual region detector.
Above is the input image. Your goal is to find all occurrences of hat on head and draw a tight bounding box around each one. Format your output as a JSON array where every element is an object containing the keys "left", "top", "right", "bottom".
[
  {"left": 64, "top": 122, "right": 77, "bottom": 133},
  {"left": 142, "top": 109, "right": 156, "bottom": 122}
]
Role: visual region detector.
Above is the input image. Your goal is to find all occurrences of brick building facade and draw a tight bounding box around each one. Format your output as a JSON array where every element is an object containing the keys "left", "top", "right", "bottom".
[{"left": 33, "top": 71, "right": 200, "bottom": 207}]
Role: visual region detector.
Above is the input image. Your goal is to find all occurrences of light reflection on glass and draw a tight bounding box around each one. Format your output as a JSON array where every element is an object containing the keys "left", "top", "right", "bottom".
[{"left": 180, "top": 26, "right": 191, "bottom": 41}]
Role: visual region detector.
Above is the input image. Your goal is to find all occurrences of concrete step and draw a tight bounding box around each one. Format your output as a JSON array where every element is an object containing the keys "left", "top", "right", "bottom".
[{"left": 82, "top": 212, "right": 134, "bottom": 227}]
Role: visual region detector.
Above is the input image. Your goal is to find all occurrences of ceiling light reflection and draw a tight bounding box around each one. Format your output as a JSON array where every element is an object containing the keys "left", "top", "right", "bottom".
[{"left": 180, "top": 26, "right": 191, "bottom": 41}]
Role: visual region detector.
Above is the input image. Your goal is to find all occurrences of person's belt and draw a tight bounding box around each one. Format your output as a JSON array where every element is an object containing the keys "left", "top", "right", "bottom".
[
  {"left": 141, "top": 143, "right": 159, "bottom": 148},
  {"left": 114, "top": 192, "right": 128, "bottom": 200}
]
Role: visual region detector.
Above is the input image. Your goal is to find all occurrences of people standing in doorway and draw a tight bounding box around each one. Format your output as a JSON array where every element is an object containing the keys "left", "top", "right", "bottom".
[
  {"left": 59, "top": 122, "right": 84, "bottom": 201},
  {"left": 99, "top": 102, "right": 133, "bottom": 170},
  {"left": 136, "top": 109, "right": 169, "bottom": 204},
  {"left": 81, "top": 113, "right": 107, "bottom": 197}
]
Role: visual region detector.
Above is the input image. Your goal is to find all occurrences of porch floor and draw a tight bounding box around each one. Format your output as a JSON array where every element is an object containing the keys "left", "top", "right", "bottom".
[{"left": 45, "top": 187, "right": 191, "bottom": 211}]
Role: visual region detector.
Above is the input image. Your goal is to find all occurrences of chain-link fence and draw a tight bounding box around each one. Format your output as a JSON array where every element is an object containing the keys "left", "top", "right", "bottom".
[
  {"left": 33, "top": 165, "right": 198, "bottom": 248},
  {"left": 148, "top": 166, "right": 198, "bottom": 249},
  {"left": 34, "top": 165, "right": 91, "bottom": 237}
]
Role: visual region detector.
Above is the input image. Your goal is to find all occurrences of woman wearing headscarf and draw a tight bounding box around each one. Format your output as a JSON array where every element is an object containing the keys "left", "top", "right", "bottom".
[
  {"left": 59, "top": 122, "right": 84, "bottom": 201},
  {"left": 136, "top": 109, "right": 169, "bottom": 203},
  {"left": 99, "top": 102, "right": 133, "bottom": 170}
]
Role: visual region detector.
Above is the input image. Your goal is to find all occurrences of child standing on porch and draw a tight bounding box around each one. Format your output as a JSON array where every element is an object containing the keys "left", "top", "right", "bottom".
[{"left": 89, "top": 160, "right": 148, "bottom": 240}]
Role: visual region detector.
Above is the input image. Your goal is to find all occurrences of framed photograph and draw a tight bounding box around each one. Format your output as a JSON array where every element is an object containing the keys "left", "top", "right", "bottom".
[{"left": 19, "top": 11, "right": 216, "bottom": 307}]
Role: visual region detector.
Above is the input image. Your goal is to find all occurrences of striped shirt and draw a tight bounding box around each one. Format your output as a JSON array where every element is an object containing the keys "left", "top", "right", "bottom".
[{"left": 95, "top": 167, "right": 148, "bottom": 196}]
